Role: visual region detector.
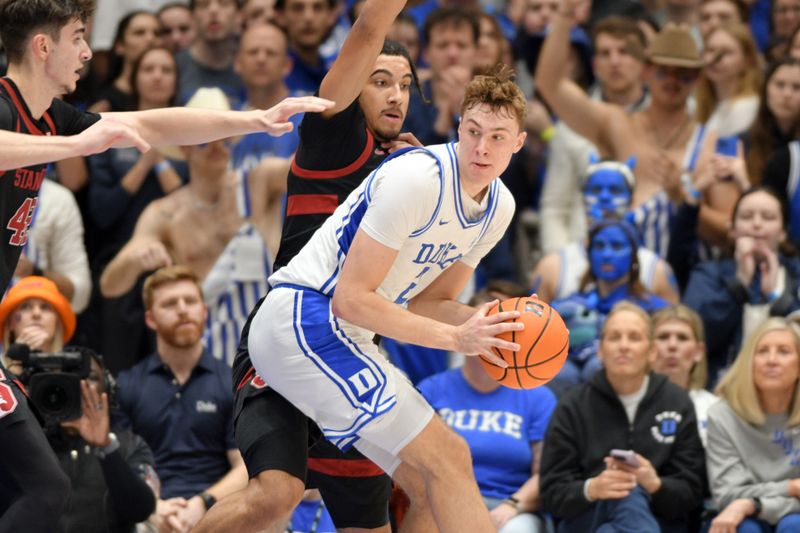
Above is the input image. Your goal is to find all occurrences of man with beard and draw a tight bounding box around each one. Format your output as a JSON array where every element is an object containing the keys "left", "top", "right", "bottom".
[{"left": 113, "top": 266, "right": 247, "bottom": 532}]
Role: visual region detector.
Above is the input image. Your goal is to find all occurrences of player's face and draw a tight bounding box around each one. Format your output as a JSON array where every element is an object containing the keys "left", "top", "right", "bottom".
[
  {"left": 583, "top": 168, "right": 632, "bottom": 223},
  {"left": 193, "top": 0, "right": 240, "bottom": 43},
  {"left": 358, "top": 55, "right": 412, "bottom": 142},
  {"left": 592, "top": 33, "right": 644, "bottom": 95},
  {"left": 135, "top": 48, "right": 178, "bottom": 107},
  {"left": 8, "top": 298, "right": 59, "bottom": 347},
  {"left": 235, "top": 25, "right": 290, "bottom": 90},
  {"left": 146, "top": 280, "right": 207, "bottom": 349},
  {"left": 45, "top": 18, "right": 92, "bottom": 96},
  {"left": 280, "top": 0, "right": 335, "bottom": 51},
  {"left": 703, "top": 29, "right": 747, "bottom": 87},
  {"left": 752, "top": 329, "right": 800, "bottom": 396},
  {"left": 732, "top": 190, "right": 785, "bottom": 252},
  {"left": 699, "top": 0, "right": 741, "bottom": 41},
  {"left": 159, "top": 6, "right": 196, "bottom": 53},
  {"left": 651, "top": 319, "right": 702, "bottom": 388},
  {"left": 766, "top": 64, "right": 800, "bottom": 131},
  {"left": 456, "top": 103, "right": 526, "bottom": 195},
  {"left": 599, "top": 310, "right": 652, "bottom": 381},
  {"left": 589, "top": 225, "right": 632, "bottom": 283},
  {"left": 425, "top": 22, "right": 476, "bottom": 72}
]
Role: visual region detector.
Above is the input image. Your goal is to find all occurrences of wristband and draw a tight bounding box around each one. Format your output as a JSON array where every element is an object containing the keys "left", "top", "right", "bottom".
[
  {"left": 540, "top": 125, "right": 556, "bottom": 143},
  {"left": 502, "top": 496, "right": 522, "bottom": 512},
  {"left": 154, "top": 160, "right": 173, "bottom": 174},
  {"left": 752, "top": 497, "right": 762, "bottom": 517},
  {"left": 93, "top": 432, "right": 119, "bottom": 459},
  {"left": 583, "top": 478, "right": 595, "bottom": 502},
  {"left": 199, "top": 491, "right": 217, "bottom": 510}
]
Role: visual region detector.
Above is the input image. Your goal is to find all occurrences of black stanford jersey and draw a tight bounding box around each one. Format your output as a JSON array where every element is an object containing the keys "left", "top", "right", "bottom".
[
  {"left": 273, "top": 99, "right": 388, "bottom": 270},
  {"left": 0, "top": 77, "right": 99, "bottom": 291}
]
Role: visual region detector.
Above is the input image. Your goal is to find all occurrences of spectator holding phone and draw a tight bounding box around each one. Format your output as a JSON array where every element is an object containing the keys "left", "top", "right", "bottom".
[
  {"left": 540, "top": 301, "right": 705, "bottom": 533},
  {"left": 706, "top": 317, "right": 800, "bottom": 533}
]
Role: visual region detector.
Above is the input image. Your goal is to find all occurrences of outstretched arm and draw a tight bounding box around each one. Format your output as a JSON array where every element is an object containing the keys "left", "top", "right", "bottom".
[
  {"left": 105, "top": 96, "right": 333, "bottom": 148},
  {"left": 318, "top": 0, "right": 408, "bottom": 117},
  {"left": 0, "top": 117, "right": 150, "bottom": 171},
  {"left": 534, "top": 0, "right": 612, "bottom": 148}
]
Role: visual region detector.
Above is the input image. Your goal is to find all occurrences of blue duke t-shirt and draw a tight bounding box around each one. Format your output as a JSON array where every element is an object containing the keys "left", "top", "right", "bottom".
[{"left": 419, "top": 369, "right": 557, "bottom": 499}]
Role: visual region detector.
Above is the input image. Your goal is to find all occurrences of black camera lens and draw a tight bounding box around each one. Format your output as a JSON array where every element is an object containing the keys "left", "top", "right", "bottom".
[{"left": 39, "top": 384, "right": 68, "bottom": 414}]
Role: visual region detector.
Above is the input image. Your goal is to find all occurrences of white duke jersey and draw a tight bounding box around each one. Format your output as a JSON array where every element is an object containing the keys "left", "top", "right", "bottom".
[{"left": 269, "top": 142, "right": 515, "bottom": 310}]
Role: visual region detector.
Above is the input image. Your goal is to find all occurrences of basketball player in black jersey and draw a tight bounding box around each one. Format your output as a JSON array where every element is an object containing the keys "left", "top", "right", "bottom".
[
  {"left": 0, "top": 2, "right": 330, "bottom": 529},
  {"left": 192, "top": 0, "right": 432, "bottom": 531}
]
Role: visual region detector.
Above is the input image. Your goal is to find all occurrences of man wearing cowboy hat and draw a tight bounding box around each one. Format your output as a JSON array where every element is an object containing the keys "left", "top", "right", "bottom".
[{"left": 536, "top": 0, "right": 741, "bottom": 256}]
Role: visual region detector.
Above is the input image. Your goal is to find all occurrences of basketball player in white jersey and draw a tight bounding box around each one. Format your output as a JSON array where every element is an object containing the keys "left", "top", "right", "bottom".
[{"left": 247, "top": 66, "right": 526, "bottom": 532}]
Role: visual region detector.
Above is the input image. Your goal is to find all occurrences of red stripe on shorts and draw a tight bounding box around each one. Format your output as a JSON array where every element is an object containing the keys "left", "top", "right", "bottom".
[
  {"left": 308, "top": 457, "right": 385, "bottom": 477},
  {"left": 286, "top": 194, "right": 339, "bottom": 216}
]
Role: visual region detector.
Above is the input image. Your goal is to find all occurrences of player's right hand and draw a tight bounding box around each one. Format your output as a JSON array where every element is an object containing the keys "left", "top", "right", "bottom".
[
  {"left": 137, "top": 241, "right": 173, "bottom": 271},
  {"left": 454, "top": 300, "right": 522, "bottom": 367},
  {"left": 76, "top": 117, "right": 151, "bottom": 156}
]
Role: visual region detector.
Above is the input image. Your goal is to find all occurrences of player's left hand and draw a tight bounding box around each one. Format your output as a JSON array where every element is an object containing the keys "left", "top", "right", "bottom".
[
  {"left": 490, "top": 500, "right": 519, "bottom": 529},
  {"left": 259, "top": 96, "right": 335, "bottom": 135},
  {"left": 380, "top": 132, "right": 422, "bottom": 153}
]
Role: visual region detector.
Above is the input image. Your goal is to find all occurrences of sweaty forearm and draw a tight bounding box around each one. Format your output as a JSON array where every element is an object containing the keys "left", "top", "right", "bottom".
[{"left": 99, "top": 251, "right": 142, "bottom": 297}]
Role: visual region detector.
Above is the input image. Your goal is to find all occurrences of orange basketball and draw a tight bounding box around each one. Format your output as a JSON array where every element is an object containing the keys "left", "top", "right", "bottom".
[{"left": 479, "top": 296, "right": 569, "bottom": 389}]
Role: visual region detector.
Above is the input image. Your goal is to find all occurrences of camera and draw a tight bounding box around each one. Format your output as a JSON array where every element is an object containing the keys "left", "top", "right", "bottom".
[{"left": 9, "top": 343, "right": 91, "bottom": 427}]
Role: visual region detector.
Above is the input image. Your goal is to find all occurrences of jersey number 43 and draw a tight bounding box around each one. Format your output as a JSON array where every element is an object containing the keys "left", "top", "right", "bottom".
[{"left": 7, "top": 197, "right": 37, "bottom": 246}]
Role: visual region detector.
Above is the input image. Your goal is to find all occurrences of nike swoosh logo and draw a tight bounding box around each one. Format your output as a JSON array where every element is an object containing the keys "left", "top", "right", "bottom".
[{"left": 438, "top": 219, "right": 451, "bottom": 225}]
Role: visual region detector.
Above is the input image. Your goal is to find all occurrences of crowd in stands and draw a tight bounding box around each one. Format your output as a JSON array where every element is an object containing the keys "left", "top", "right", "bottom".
[{"left": 7, "top": 0, "right": 800, "bottom": 531}]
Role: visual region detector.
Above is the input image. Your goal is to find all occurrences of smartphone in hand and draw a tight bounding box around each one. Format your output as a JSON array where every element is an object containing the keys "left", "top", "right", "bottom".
[
  {"left": 610, "top": 449, "right": 640, "bottom": 468},
  {"left": 715, "top": 136, "right": 738, "bottom": 157}
]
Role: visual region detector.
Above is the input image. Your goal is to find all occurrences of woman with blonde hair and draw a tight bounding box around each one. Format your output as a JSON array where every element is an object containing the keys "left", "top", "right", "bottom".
[
  {"left": 0, "top": 276, "right": 76, "bottom": 376},
  {"left": 706, "top": 317, "right": 800, "bottom": 533},
  {"left": 695, "top": 22, "right": 762, "bottom": 138},
  {"left": 651, "top": 305, "right": 719, "bottom": 447},
  {"left": 541, "top": 301, "right": 705, "bottom": 532}
]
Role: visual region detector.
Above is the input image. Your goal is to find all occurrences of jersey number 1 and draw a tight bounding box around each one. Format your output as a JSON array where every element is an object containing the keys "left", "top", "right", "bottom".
[{"left": 7, "top": 197, "right": 37, "bottom": 246}]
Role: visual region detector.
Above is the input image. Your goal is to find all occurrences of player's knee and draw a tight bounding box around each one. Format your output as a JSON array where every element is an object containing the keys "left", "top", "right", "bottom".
[
  {"left": 394, "top": 463, "right": 427, "bottom": 506},
  {"left": 245, "top": 470, "right": 305, "bottom": 523},
  {"left": 415, "top": 422, "right": 473, "bottom": 480}
]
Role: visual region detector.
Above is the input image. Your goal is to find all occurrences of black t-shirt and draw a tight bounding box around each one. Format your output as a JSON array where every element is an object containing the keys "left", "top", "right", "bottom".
[
  {"left": 234, "top": 100, "right": 388, "bottom": 389},
  {"left": 0, "top": 77, "right": 100, "bottom": 291},
  {"left": 272, "top": 99, "right": 387, "bottom": 270}
]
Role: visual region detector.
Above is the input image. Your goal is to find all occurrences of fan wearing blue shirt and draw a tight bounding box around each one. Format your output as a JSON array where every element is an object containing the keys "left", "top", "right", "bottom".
[{"left": 418, "top": 283, "right": 557, "bottom": 533}]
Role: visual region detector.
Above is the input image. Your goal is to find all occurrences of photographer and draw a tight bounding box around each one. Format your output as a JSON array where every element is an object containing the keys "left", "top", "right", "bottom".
[{"left": 0, "top": 276, "right": 157, "bottom": 533}]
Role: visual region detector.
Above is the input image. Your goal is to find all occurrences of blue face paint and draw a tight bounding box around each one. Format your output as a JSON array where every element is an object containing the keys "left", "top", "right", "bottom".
[
  {"left": 590, "top": 225, "right": 633, "bottom": 282},
  {"left": 583, "top": 166, "right": 633, "bottom": 223}
]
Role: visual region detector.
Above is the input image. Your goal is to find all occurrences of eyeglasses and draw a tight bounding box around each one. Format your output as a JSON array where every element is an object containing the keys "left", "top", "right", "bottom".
[{"left": 653, "top": 65, "right": 699, "bottom": 84}]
